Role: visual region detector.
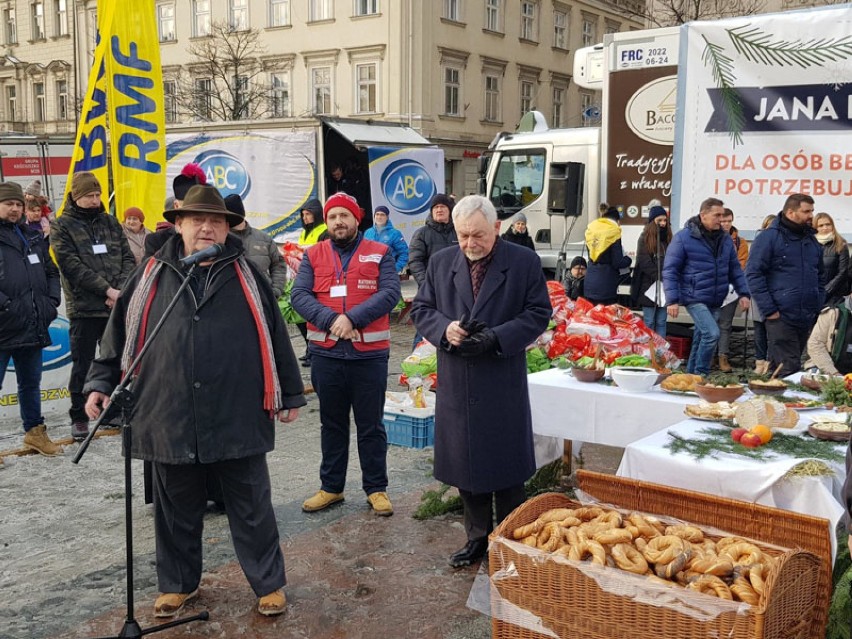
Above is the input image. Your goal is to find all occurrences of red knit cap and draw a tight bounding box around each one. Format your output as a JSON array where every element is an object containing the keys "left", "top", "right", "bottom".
[
  {"left": 324, "top": 192, "right": 363, "bottom": 223},
  {"left": 123, "top": 206, "right": 145, "bottom": 222}
]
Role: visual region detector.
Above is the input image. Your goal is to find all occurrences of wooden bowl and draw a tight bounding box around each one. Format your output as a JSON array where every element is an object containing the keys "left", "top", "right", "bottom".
[
  {"left": 748, "top": 380, "right": 788, "bottom": 395},
  {"left": 694, "top": 383, "right": 745, "bottom": 403},
  {"left": 572, "top": 368, "right": 605, "bottom": 383}
]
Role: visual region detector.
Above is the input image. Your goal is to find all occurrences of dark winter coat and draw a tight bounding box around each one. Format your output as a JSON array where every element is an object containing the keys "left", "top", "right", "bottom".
[
  {"left": 0, "top": 220, "right": 60, "bottom": 350},
  {"left": 410, "top": 240, "right": 551, "bottom": 494},
  {"left": 407, "top": 219, "right": 458, "bottom": 285},
  {"left": 563, "top": 273, "right": 584, "bottom": 301},
  {"left": 584, "top": 239, "right": 631, "bottom": 303},
  {"left": 83, "top": 234, "right": 306, "bottom": 464},
  {"left": 230, "top": 222, "right": 288, "bottom": 298},
  {"left": 50, "top": 200, "right": 136, "bottom": 318},
  {"left": 633, "top": 229, "right": 669, "bottom": 307},
  {"left": 818, "top": 239, "right": 849, "bottom": 306},
  {"left": 746, "top": 214, "right": 824, "bottom": 329},
  {"left": 663, "top": 216, "right": 749, "bottom": 308},
  {"left": 501, "top": 227, "right": 535, "bottom": 251}
]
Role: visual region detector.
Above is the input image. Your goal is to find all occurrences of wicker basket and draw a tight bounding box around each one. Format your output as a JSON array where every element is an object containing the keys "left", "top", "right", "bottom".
[{"left": 489, "top": 472, "right": 828, "bottom": 639}]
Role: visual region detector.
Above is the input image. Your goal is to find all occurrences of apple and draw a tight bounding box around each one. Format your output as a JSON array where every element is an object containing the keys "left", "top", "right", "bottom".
[
  {"left": 730, "top": 428, "right": 748, "bottom": 443},
  {"left": 740, "top": 432, "right": 763, "bottom": 448}
]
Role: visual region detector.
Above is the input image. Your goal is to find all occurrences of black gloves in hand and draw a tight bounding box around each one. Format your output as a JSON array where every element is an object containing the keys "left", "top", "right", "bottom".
[
  {"left": 460, "top": 316, "right": 488, "bottom": 335},
  {"left": 456, "top": 328, "right": 498, "bottom": 357}
]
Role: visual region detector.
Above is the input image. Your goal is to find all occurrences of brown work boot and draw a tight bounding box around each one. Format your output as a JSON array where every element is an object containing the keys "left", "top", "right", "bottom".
[
  {"left": 257, "top": 589, "right": 287, "bottom": 616},
  {"left": 718, "top": 354, "right": 732, "bottom": 373},
  {"left": 23, "top": 425, "right": 62, "bottom": 457},
  {"left": 302, "top": 490, "right": 344, "bottom": 512},
  {"left": 367, "top": 491, "right": 394, "bottom": 516},
  {"left": 153, "top": 589, "right": 198, "bottom": 618}
]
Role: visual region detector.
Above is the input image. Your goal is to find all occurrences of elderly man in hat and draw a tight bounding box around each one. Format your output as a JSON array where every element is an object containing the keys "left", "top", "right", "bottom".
[
  {"left": 144, "top": 163, "right": 207, "bottom": 259},
  {"left": 0, "top": 182, "right": 62, "bottom": 456},
  {"left": 291, "top": 192, "right": 400, "bottom": 516},
  {"left": 50, "top": 171, "right": 136, "bottom": 441},
  {"left": 84, "top": 184, "right": 306, "bottom": 618}
]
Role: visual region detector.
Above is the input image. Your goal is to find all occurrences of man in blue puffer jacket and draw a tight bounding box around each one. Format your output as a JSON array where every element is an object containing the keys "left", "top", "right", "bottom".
[
  {"left": 746, "top": 194, "right": 824, "bottom": 377},
  {"left": 364, "top": 205, "right": 409, "bottom": 273},
  {"left": 663, "top": 197, "right": 750, "bottom": 375}
]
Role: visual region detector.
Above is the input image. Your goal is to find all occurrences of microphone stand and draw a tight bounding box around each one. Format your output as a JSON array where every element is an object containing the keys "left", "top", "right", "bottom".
[{"left": 73, "top": 262, "right": 208, "bottom": 639}]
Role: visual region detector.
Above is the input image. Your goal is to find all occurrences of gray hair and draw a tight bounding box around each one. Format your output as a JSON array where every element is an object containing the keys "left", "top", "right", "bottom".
[{"left": 451, "top": 195, "right": 497, "bottom": 224}]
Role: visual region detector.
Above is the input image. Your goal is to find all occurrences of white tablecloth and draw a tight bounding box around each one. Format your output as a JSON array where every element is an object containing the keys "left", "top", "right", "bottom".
[
  {"left": 617, "top": 418, "right": 847, "bottom": 559},
  {"left": 527, "top": 368, "right": 695, "bottom": 447}
]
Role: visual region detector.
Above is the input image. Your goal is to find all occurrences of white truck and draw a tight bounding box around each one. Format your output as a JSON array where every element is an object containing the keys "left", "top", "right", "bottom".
[{"left": 0, "top": 135, "right": 75, "bottom": 208}]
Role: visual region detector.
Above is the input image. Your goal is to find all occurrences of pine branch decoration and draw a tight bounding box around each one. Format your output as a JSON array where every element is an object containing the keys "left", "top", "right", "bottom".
[
  {"left": 728, "top": 24, "right": 852, "bottom": 69},
  {"left": 701, "top": 36, "right": 745, "bottom": 146}
]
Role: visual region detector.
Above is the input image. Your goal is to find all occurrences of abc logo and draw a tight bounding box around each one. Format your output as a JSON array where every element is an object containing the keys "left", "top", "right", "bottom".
[
  {"left": 44, "top": 316, "right": 71, "bottom": 371},
  {"left": 381, "top": 159, "right": 436, "bottom": 216},
  {"left": 194, "top": 150, "right": 252, "bottom": 199}
]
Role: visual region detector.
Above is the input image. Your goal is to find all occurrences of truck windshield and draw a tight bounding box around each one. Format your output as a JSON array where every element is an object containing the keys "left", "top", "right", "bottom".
[{"left": 489, "top": 150, "right": 546, "bottom": 214}]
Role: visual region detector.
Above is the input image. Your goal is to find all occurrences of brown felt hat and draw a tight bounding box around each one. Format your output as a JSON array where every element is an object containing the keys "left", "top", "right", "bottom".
[
  {"left": 163, "top": 184, "right": 243, "bottom": 227},
  {"left": 0, "top": 181, "right": 25, "bottom": 204},
  {"left": 71, "top": 172, "right": 102, "bottom": 201}
]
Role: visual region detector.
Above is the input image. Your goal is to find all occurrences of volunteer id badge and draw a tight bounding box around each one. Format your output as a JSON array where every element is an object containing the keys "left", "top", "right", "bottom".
[
  {"left": 330, "top": 284, "right": 347, "bottom": 298},
  {"left": 93, "top": 243, "right": 108, "bottom": 254},
  {"left": 28, "top": 254, "right": 40, "bottom": 264}
]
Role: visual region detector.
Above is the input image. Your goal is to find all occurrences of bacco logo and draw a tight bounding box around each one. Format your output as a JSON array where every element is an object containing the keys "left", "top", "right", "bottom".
[
  {"left": 625, "top": 76, "right": 677, "bottom": 145},
  {"left": 194, "top": 149, "right": 252, "bottom": 199},
  {"left": 381, "top": 159, "right": 436, "bottom": 215}
]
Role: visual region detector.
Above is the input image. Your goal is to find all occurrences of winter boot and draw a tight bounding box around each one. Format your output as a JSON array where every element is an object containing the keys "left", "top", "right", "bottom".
[
  {"left": 753, "top": 360, "right": 768, "bottom": 375},
  {"left": 23, "top": 425, "right": 62, "bottom": 457},
  {"left": 718, "top": 354, "right": 732, "bottom": 373}
]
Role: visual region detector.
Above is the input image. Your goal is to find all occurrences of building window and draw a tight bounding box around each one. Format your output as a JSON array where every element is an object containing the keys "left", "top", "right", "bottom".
[
  {"left": 232, "top": 75, "right": 248, "bottom": 119},
  {"left": 310, "top": 0, "right": 332, "bottom": 21},
  {"left": 443, "top": 0, "right": 461, "bottom": 22},
  {"left": 56, "top": 79, "right": 68, "bottom": 119},
  {"left": 230, "top": 0, "right": 248, "bottom": 30},
  {"left": 485, "top": 0, "right": 501, "bottom": 32},
  {"left": 605, "top": 21, "right": 619, "bottom": 35},
  {"left": 553, "top": 10, "right": 567, "bottom": 49},
  {"left": 356, "top": 63, "right": 377, "bottom": 113},
  {"left": 355, "top": 0, "right": 378, "bottom": 16},
  {"left": 552, "top": 86, "right": 563, "bottom": 128},
  {"left": 520, "top": 1, "right": 537, "bottom": 41},
  {"left": 270, "top": 72, "right": 290, "bottom": 117},
  {"left": 6, "top": 85, "right": 17, "bottom": 121},
  {"left": 269, "top": 0, "right": 290, "bottom": 26},
  {"left": 581, "top": 92, "right": 594, "bottom": 127},
  {"left": 3, "top": 8, "right": 16, "bottom": 44},
  {"left": 158, "top": 3, "right": 175, "bottom": 41},
  {"left": 520, "top": 80, "right": 533, "bottom": 115},
  {"left": 194, "top": 78, "right": 213, "bottom": 119},
  {"left": 33, "top": 82, "right": 45, "bottom": 121},
  {"left": 54, "top": 0, "right": 67, "bottom": 36},
  {"left": 311, "top": 66, "right": 331, "bottom": 114},
  {"left": 192, "top": 0, "right": 211, "bottom": 37},
  {"left": 582, "top": 17, "right": 596, "bottom": 47},
  {"left": 164, "top": 80, "right": 177, "bottom": 122},
  {"left": 443, "top": 66, "right": 460, "bottom": 116},
  {"left": 484, "top": 74, "right": 500, "bottom": 122},
  {"left": 31, "top": 1, "right": 45, "bottom": 40}
]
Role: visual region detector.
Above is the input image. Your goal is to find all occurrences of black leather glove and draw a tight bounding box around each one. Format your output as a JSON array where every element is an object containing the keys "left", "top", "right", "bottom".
[
  {"left": 456, "top": 328, "right": 498, "bottom": 357},
  {"left": 459, "top": 315, "right": 488, "bottom": 336}
]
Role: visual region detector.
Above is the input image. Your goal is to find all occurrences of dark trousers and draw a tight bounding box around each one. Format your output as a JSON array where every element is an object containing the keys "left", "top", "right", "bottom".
[
  {"left": 0, "top": 346, "right": 44, "bottom": 432},
  {"left": 766, "top": 318, "right": 810, "bottom": 377},
  {"left": 152, "top": 455, "right": 285, "bottom": 597},
  {"left": 458, "top": 484, "right": 527, "bottom": 541},
  {"left": 68, "top": 317, "right": 108, "bottom": 422},
  {"left": 310, "top": 354, "right": 389, "bottom": 495}
]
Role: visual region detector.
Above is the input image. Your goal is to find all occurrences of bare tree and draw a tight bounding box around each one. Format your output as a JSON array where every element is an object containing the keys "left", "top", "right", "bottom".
[
  {"left": 623, "top": 0, "right": 766, "bottom": 27},
  {"left": 173, "top": 21, "right": 275, "bottom": 121}
]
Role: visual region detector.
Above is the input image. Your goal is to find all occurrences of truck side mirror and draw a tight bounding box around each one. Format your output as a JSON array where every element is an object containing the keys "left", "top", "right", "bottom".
[
  {"left": 476, "top": 176, "right": 486, "bottom": 195},
  {"left": 477, "top": 155, "right": 490, "bottom": 176},
  {"left": 548, "top": 162, "right": 584, "bottom": 217}
]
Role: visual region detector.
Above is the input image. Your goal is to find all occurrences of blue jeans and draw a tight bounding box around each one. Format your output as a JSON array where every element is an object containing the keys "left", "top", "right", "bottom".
[
  {"left": 0, "top": 346, "right": 44, "bottom": 432},
  {"left": 685, "top": 303, "right": 721, "bottom": 376},
  {"left": 753, "top": 321, "right": 768, "bottom": 361},
  {"left": 642, "top": 307, "right": 668, "bottom": 338}
]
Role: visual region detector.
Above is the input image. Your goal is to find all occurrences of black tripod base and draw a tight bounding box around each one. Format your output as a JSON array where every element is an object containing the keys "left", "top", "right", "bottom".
[{"left": 91, "top": 611, "right": 209, "bottom": 639}]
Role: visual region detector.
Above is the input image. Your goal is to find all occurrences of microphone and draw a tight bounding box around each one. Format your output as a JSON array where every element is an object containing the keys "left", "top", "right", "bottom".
[{"left": 180, "top": 243, "right": 224, "bottom": 266}]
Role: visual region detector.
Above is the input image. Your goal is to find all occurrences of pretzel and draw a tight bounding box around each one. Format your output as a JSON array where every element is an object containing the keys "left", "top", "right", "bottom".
[
  {"left": 646, "top": 574, "right": 676, "bottom": 587},
  {"left": 536, "top": 521, "right": 565, "bottom": 552},
  {"left": 641, "top": 535, "right": 688, "bottom": 565},
  {"left": 687, "top": 575, "right": 733, "bottom": 600},
  {"left": 731, "top": 576, "right": 760, "bottom": 605},
  {"left": 513, "top": 521, "right": 542, "bottom": 539},
  {"left": 520, "top": 535, "right": 538, "bottom": 547},
  {"left": 573, "top": 507, "right": 605, "bottom": 522},
  {"left": 654, "top": 548, "right": 692, "bottom": 579},
  {"left": 716, "top": 536, "right": 749, "bottom": 553},
  {"left": 634, "top": 537, "right": 648, "bottom": 553},
  {"left": 513, "top": 509, "right": 579, "bottom": 539},
  {"left": 593, "top": 527, "right": 634, "bottom": 546},
  {"left": 720, "top": 542, "right": 763, "bottom": 567},
  {"left": 578, "top": 521, "right": 615, "bottom": 538},
  {"left": 538, "top": 508, "right": 577, "bottom": 524},
  {"left": 688, "top": 554, "right": 734, "bottom": 577},
  {"left": 567, "top": 540, "right": 607, "bottom": 565},
  {"left": 665, "top": 525, "right": 704, "bottom": 543},
  {"left": 628, "top": 513, "right": 662, "bottom": 539},
  {"left": 594, "top": 511, "right": 623, "bottom": 528},
  {"left": 748, "top": 563, "right": 766, "bottom": 595},
  {"left": 610, "top": 543, "right": 648, "bottom": 574}
]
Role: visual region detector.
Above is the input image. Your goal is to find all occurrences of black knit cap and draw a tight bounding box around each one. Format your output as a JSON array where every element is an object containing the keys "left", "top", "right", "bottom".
[
  {"left": 430, "top": 194, "right": 454, "bottom": 211},
  {"left": 224, "top": 194, "right": 246, "bottom": 220}
]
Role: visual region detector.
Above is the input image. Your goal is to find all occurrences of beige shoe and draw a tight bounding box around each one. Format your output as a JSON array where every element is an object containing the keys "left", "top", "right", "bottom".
[
  {"left": 367, "top": 491, "right": 394, "bottom": 516},
  {"left": 153, "top": 589, "right": 198, "bottom": 618},
  {"left": 718, "top": 355, "right": 732, "bottom": 373},
  {"left": 257, "top": 589, "right": 287, "bottom": 616},
  {"left": 753, "top": 359, "right": 767, "bottom": 375},
  {"left": 23, "top": 425, "right": 62, "bottom": 457},
  {"left": 302, "top": 490, "right": 344, "bottom": 512}
]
